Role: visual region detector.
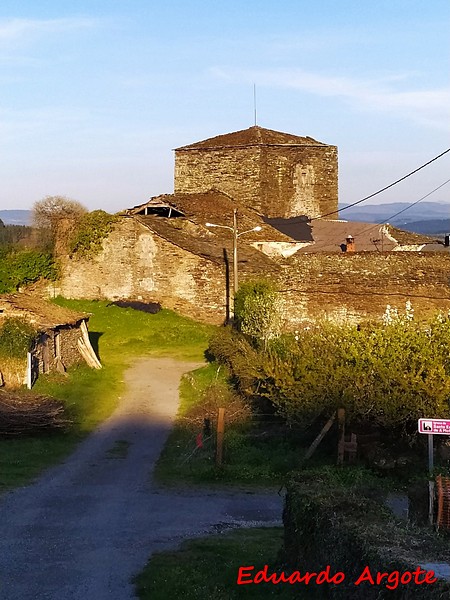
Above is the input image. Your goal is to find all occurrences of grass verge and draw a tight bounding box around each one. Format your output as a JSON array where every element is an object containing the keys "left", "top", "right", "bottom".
[
  {"left": 0, "top": 299, "right": 214, "bottom": 491},
  {"left": 133, "top": 527, "right": 319, "bottom": 599},
  {"left": 154, "top": 362, "right": 304, "bottom": 486}
]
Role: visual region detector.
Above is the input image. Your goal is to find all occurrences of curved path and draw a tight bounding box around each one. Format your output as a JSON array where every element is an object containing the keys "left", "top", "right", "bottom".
[{"left": 0, "top": 358, "right": 283, "bottom": 599}]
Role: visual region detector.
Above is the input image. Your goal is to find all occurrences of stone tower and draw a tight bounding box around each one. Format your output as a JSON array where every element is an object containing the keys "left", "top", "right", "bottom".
[{"left": 174, "top": 125, "right": 338, "bottom": 219}]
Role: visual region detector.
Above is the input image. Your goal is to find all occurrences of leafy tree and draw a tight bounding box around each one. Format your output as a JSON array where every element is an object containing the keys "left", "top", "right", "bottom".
[{"left": 0, "top": 250, "right": 57, "bottom": 293}]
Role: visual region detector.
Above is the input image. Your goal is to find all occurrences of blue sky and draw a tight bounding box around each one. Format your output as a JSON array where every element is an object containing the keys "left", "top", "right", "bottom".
[{"left": 0, "top": 0, "right": 449, "bottom": 212}]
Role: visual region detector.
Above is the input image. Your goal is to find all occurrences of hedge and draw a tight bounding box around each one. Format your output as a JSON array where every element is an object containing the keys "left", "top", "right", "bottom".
[{"left": 282, "top": 472, "right": 450, "bottom": 598}]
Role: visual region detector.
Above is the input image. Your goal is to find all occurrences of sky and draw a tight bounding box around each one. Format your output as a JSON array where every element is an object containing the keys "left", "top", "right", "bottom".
[{"left": 0, "top": 0, "right": 449, "bottom": 213}]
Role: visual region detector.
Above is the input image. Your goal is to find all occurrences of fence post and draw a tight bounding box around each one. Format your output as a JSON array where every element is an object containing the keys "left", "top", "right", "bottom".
[
  {"left": 337, "top": 408, "right": 345, "bottom": 465},
  {"left": 216, "top": 407, "right": 225, "bottom": 467}
]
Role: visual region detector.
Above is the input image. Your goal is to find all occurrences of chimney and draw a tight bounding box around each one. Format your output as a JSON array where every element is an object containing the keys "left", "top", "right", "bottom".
[{"left": 345, "top": 235, "right": 355, "bottom": 253}]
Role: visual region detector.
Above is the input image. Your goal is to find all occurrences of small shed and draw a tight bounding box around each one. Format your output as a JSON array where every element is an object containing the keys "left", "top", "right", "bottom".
[{"left": 0, "top": 294, "right": 101, "bottom": 387}]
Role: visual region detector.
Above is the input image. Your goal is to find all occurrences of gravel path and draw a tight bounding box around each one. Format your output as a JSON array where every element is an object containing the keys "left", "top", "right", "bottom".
[{"left": 0, "top": 357, "right": 283, "bottom": 600}]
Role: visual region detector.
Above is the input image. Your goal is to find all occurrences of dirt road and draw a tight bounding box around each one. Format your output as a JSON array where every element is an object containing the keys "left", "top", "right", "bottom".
[{"left": 0, "top": 358, "right": 283, "bottom": 599}]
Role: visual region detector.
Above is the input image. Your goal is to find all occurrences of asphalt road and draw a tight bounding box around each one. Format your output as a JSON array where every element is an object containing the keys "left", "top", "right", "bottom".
[{"left": 0, "top": 357, "right": 283, "bottom": 600}]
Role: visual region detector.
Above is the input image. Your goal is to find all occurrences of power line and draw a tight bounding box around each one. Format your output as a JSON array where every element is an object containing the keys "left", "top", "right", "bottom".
[
  {"left": 354, "top": 177, "right": 450, "bottom": 239},
  {"left": 311, "top": 147, "right": 450, "bottom": 221}
]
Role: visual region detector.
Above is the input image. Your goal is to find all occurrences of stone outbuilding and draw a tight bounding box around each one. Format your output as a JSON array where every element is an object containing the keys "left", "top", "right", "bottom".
[
  {"left": 174, "top": 125, "right": 338, "bottom": 219},
  {"left": 0, "top": 294, "right": 101, "bottom": 387}
]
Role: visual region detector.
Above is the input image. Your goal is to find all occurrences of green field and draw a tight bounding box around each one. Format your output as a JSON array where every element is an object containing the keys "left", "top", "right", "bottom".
[{"left": 0, "top": 299, "right": 214, "bottom": 490}]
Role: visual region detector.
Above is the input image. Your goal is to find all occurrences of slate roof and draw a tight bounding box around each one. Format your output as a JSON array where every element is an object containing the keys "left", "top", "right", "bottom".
[
  {"left": 285, "top": 220, "right": 438, "bottom": 253},
  {"left": 126, "top": 195, "right": 442, "bottom": 257},
  {"left": 175, "top": 125, "right": 327, "bottom": 150},
  {"left": 126, "top": 191, "right": 292, "bottom": 243},
  {"left": 134, "top": 215, "right": 279, "bottom": 274},
  {"left": 0, "top": 294, "right": 88, "bottom": 330}
]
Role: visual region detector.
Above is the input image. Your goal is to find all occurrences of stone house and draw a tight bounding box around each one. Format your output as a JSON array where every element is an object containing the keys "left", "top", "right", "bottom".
[
  {"left": 57, "top": 125, "right": 450, "bottom": 326},
  {"left": 0, "top": 294, "right": 101, "bottom": 387}
]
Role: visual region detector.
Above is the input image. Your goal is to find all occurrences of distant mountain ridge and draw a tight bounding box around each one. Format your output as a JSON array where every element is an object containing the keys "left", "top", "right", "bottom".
[
  {"left": 338, "top": 202, "right": 449, "bottom": 235},
  {"left": 0, "top": 210, "right": 32, "bottom": 226},
  {"left": 1, "top": 204, "right": 449, "bottom": 235}
]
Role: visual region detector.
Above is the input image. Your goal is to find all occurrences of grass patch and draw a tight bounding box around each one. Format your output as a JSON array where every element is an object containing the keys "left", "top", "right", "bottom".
[
  {"left": 0, "top": 299, "right": 214, "bottom": 491},
  {"left": 133, "top": 527, "right": 319, "bottom": 599},
  {"left": 155, "top": 363, "right": 303, "bottom": 486}
]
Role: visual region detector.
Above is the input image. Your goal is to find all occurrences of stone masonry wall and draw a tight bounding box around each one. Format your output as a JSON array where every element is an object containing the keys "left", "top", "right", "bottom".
[
  {"left": 58, "top": 217, "right": 450, "bottom": 328},
  {"left": 59, "top": 218, "right": 229, "bottom": 323},
  {"left": 261, "top": 145, "right": 338, "bottom": 218},
  {"left": 174, "top": 144, "right": 338, "bottom": 219},
  {"left": 280, "top": 252, "right": 450, "bottom": 327},
  {"left": 175, "top": 147, "right": 262, "bottom": 208}
]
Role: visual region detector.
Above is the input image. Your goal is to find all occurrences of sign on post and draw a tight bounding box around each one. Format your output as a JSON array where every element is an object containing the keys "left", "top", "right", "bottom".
[
  {"left": 418, "top": 418, "right": 450, "bottom": 527},
  {"left": 418, "top": 419, "right": 450, "bottom": 435}
]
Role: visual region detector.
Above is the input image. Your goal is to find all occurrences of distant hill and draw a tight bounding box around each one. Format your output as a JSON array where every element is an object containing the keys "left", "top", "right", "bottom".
[
  {"left": 398, "top": 219, "right": 450, "bottom": 235},
  {"left": 338, "top": 202, "right": 450, "bottom": 234},
  {"left": 0, "top": 210, "right": 32, "bottom": 226}
]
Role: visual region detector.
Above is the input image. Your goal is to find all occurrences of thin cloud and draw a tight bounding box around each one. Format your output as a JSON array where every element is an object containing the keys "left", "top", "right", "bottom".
[
  {"left": 0, "top": 17, "right": 99, "bottom": 44},
  {"left": 210, "top": 67, "right": 450, "bottom": 130}
]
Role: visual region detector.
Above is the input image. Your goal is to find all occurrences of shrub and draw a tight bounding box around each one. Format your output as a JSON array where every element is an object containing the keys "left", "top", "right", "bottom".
[
  {"left": 0, "top": 250, "right": 57, "bottom": 293},
  {"left": 70, "top": 210, "right": 118, "bottom": 258},
  {"left": 0, "top": 318, "right": 37, "bottom": 358},
  {"left": 234, "top": 279, "right": 283, "bottom": 344},
  {"left": 209, "top": 304, "right": 450, "bottom": 435},
  {"left": 283, "top": 472, "right": 450, "bottom": 598}
]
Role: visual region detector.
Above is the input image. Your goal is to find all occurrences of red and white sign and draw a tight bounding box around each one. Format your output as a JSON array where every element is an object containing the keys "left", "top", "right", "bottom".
[{"left": 418, "top": 419, "right": 450, "bottom": 435}]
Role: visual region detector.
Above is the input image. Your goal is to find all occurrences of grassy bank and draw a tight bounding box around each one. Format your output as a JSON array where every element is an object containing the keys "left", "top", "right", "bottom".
[
  {"left": 134, "top": 527, "right": 317, "bottom": 599},
  {"left": 155, "top": 362, "right": 302, "bottom": 486},
  {"left": 0, "top": 299, "right": 214, "bottom": 491}
]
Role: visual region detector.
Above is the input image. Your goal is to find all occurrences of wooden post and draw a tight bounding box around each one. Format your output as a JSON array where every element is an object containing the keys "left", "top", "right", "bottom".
[
  {"left": 337, "top": 408, "right": 345, "bottom": 465},
  {"left": 303, "top": 412, "right": 336, "bottom": 462},
  {"left": 216, "top": 408, "right": 225, "bottom": 467}
]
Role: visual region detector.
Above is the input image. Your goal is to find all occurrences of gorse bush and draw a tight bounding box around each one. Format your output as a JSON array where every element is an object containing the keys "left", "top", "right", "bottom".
[
  {"left": 0, "top": 317, "right": 37, "bottom": 358},
  {"left": 209, "top": 304, "right": 450, "bottom": 434}
]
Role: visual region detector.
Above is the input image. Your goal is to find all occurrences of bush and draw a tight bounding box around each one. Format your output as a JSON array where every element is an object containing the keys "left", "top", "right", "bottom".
[
  {"left": 283, "top": 472, "right": 450, "bottom": 598},
  {"left": 234, "top": 279, "right": 283, "bottom": 344},
  {"left": 0, "top": 318, "right": 37, "bottom": 358},
  {"left": 70, "top": 210, "right": 118, "bottom": 258},
  {"left": 0, "top": 250, "right": 57, "bottom": 293},
  {"left": 209, "top": 305, "right": 450, "bottom": 435}
]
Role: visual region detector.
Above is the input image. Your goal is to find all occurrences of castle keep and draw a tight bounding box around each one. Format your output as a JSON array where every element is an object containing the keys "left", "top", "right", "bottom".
[{"left": 174, "top": 126, "right": 338, "bottom": 219}]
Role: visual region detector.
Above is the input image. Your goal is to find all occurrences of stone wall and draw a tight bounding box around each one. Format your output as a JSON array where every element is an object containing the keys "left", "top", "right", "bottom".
[
  {"left": 260, "top": 145, "right": 338, "bottom": 218},
  {"left": 174, "top": 144, "right": 338, "bottom": 219},
  {"left": 175, "top": 147, "right": 261, "bottom": 209},
  {"left": 58, "top": 217, "right": 450, "bottom": 327},
  {"left": 280, "top": 252, "right": 450, "bottom": 326},
  {"left": 59, "top": 218, "right": 229, "bottom": 323}
]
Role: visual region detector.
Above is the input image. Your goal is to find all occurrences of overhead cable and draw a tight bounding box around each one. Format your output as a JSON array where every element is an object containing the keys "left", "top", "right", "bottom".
[{"left": 311, "top": 147, "right": 450, "bottom": 221}]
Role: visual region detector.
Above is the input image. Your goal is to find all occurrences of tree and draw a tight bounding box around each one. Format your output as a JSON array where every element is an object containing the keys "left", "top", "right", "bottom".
[{"left": 32, "top": 195, "right": 87, "bottom": 251}]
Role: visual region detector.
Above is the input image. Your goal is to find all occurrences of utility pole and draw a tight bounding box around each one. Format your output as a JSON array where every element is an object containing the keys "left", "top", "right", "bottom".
[
  {"left": 233, "top": 208, "right": 238, "bottom": 295},
  {"left": 206, "top": 210, "right": 262, "bottom": 316}
]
